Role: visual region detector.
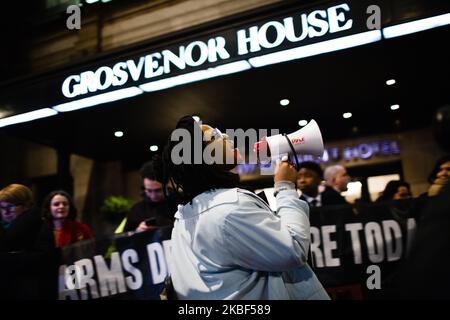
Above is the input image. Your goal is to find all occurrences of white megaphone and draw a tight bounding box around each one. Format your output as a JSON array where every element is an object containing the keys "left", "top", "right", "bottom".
[{"left": 253, "top": 119, "right": 324, "bottom": 168}]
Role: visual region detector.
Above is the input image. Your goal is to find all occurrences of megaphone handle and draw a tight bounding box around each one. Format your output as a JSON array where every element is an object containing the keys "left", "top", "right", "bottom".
[{"left": 283, "top": 133, "right": 300, "bottom": 170}]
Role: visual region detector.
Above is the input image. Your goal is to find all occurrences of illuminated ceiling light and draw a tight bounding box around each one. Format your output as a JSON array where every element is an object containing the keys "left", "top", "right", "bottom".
[
  {"left": 192, "top": 115, "right": 200, "bottom": 122},
  {"left": 298, "top": 120, "right": 308, "bottom": 126},
  {"left": 390, "top": 104, "right": 400, "bottom": 110},
  {"left": 53, "top": 87, "right": 143, "bottom": 112},
  {"left": 280, "top": 99, "right": 290, "bottom": 106},
  {"left": 343, "top": 112, "right": 352, "bottom": 119},
  {"left": 383, "top": 13, "right": 450, "bottom": 39},
  {"left": 0, "top": 108, "right": 58, "bottom": 128},
  {"left": 386, "top": 79, "right": 396, "bottom": 86},
  {"left": 140, "top": 61, "right": 251, "bottom": 93},
  {"left": 114, "top": 131, "right": 124, "bottom": 137},
  {"left": 149, "top": 145, "right": 158, "bottom": 152},
  {"left": 248, "top": 30, "right": 382, "bottom": 68}
]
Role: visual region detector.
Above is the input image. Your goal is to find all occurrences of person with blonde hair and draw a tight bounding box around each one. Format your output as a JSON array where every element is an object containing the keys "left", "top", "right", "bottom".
[
  {"left": 0, "top": 184, "right": 56, "bottom": 299},
  {"left": 0, "top": 184, "right": 34, "bottom": 228}
]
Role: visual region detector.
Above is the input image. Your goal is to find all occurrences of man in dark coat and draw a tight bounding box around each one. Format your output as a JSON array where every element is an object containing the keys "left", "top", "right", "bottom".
[{"left": 297, "top": 161, "right": 324, "bottom": 207}]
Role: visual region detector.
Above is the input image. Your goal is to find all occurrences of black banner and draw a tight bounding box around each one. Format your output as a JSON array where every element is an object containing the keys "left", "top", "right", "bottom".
[
  {"left": 308, "top": 199, "right": 421, "bottom": 299},
  {"left": 58, "top": 228, "right": 171, "bottom": 300}
]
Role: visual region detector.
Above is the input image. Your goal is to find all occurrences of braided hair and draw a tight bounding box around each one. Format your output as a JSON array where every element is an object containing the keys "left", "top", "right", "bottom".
[{"left": 161, "top": 116, "right": 239, "bottom": 204}]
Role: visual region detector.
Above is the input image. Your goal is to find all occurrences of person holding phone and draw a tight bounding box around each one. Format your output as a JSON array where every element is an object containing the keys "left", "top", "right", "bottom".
[{"left": 123, "top": 156, "right": 179, "bottom": 235}]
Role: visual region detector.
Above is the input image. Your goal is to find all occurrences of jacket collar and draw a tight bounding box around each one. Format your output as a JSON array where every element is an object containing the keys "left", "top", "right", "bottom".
[{"left": 175, "top": 188, "right": 239, "bottom": 219}]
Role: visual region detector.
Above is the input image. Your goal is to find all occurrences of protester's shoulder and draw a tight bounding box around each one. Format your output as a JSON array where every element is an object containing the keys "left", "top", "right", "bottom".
[
  {"left": 194, "top": 188, "right": 242, "bottom": 217},
  {"left": 236, "top": 187, "right": 259, "bottom": 200},
  {"left": 211, "top": 189, "right": 275, "bottom": 231},
  {"left": 214, "top": 187, "right": 256, "bottom": 205},
  {"left": 234, "top": 188, "right": 274, "bottom": 212},
  {"left": 205, "top": 188, "right": 240, "bottom": 207},
  {"left": 194, "top": 188, "right": 268, "bottom": 218}
]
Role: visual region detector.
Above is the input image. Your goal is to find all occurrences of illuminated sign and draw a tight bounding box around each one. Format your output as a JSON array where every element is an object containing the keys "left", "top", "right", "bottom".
[
  {"left": 2, "top": 1, "right": 449, "bottom": 127},
  {"left": 297, "top": 140, "right": 401, "bottom": 163},
  {"left": 61, "top": 3, "right": 357, "bottom": 99},
  {"left": 62, "top": 36, "right": 231, "bottom": 98},
  {"left": 236, "top": 3, "right": 353, "bottom": 55},
  {"left": 341, "top": 140, "right": 400, "bottom": 160},
  {"left": 235, "top": 140, "right": 401, "bottom": 175}
]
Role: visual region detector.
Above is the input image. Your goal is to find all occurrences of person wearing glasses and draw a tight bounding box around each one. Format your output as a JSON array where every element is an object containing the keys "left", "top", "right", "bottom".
[
  {"left": 163, "top": 116, "right": 329, "bottom": 300},
  {"left": 123, "top": 155, "right": 179, "bottom": 234},
  {"left": 0, "top": 184, "right": 52, "bottom": 299},
  {"left": 0, "top": 184, "right": 41, "bottom": 252}
]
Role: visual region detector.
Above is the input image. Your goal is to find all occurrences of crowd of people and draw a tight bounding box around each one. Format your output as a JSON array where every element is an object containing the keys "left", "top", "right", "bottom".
[
  {"left": 1, "top": 115, "right": 449, "bottom": 300},
  {"left": 0, "top": 186, "right": 93, "bottom": 251},
  {"left": 0, "top": 185, "right": 93, "bottom": 298}
]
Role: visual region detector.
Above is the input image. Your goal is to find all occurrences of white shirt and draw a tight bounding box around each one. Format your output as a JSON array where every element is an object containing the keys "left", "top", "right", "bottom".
[{"left": 302, "top": 193, "right": 322, "bottom": 207}]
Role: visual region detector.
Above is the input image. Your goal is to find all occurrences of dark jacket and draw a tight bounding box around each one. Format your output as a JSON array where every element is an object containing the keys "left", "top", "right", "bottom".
[
  {"left": 299, "top": 186, "right": 349, "bottom": 208},
  {"left": 0, "top": 208, "right": 42, "bottom": 253},
  {"left": 321, "top": 186, "right": 349, "bottom": 206},
  {"left": 0, "top": 209, "right": 58, "bottom": 299}
]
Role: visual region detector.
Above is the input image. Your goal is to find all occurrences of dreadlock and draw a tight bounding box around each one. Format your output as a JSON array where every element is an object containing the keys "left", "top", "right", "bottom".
[{"left": 162, "top": 115, "right": 239, "bottom": 204}]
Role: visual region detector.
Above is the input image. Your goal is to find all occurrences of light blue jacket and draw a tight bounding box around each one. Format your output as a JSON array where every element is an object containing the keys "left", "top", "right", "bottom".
[{"left": 169, "top": 183, "right": 330, "bottom": 300}]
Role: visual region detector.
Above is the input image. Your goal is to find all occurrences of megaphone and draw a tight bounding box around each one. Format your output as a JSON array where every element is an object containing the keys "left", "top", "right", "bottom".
[{"left": 253, "top": 119, "right": 324, "bottom": 168}]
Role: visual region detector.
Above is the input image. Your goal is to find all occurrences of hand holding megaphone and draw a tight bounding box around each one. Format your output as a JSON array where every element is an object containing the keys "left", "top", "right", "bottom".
[
  {"left": 274, "top": 156, "right": 298, "bottom": 183},
  {"left": 254, "top": 120, "right": 324, "bottom": 170}
]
